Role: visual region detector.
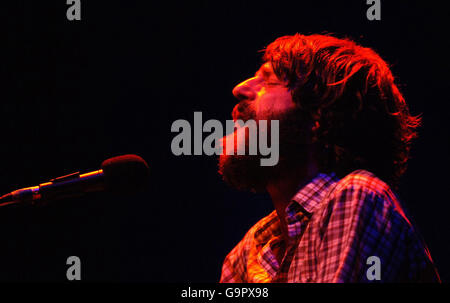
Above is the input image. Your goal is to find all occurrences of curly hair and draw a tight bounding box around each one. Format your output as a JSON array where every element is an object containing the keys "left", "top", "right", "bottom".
[{"left": 263, "top": 34, "right": 421, "bottom": 187}]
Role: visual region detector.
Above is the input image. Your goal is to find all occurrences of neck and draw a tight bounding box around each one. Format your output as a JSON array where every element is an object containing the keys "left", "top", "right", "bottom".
[{"left": 266, "top": 162, "right": 318, "bottom": 244}]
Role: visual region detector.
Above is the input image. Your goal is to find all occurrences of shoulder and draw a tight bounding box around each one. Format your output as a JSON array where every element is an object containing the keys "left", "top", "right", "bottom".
[
  {"left": 226, "top": 210, "right": 279, "bottom": 257},
  {"left": 333, "top": 169, "right": 392, "bottom": 198},
  {"left": 321, "top": 169, "right": 410, "bottom": 224},
  {"left": 329, "top": 169, "right": 399, "bottom": 208},
  {"left": 220, "top": 210, "right": 278, "bottom": 282},
  {"left": 223, "top": 211, "right": 278, "bottom": 260}
]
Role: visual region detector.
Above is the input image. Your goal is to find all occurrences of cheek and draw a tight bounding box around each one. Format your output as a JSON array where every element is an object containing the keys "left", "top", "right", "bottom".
[{"left": 256, "top": 90, "right": 294, "bottom": 117}]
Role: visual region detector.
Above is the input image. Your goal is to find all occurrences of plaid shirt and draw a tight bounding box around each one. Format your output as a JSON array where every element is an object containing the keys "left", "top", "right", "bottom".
[{"left": 220, "top": 170, "right": 440, "bottom": 283}]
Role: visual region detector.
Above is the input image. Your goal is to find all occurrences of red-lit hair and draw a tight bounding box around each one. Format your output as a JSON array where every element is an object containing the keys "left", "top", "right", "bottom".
[{"left": 263, "top": 34, "right": 421, "bottom": 187}]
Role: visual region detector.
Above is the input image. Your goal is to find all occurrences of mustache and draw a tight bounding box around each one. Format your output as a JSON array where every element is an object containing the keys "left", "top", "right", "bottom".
[{"left": 232, "top": 101, "right": 255, "bottom": 121}]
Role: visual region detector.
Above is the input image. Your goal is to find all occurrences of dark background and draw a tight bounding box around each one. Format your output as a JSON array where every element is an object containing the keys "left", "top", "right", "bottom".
[{"left": 0, "top": 0, "right": 448, "bottom": 282}]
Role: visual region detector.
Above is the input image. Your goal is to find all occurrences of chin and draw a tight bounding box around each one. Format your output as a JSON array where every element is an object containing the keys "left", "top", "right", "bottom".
[
  {"left": 218, "top": 153, "right": 269, "bottom": 193},
  {"left": 218, "top": 106, "right": 310, "bottom": 193}
]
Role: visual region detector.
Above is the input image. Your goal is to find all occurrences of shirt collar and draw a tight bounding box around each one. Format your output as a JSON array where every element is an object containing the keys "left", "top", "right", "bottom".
[
  {"left": 289, "top": 172, "right": 338, "bottom": 214},
  {"left": 254, "top": 172, "right": 338, "bottom": 245}
]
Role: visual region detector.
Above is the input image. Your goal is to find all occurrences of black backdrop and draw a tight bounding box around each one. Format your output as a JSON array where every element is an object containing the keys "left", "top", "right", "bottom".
[{"left": 0, "top": 1, "right": 449, "bottom": 282}]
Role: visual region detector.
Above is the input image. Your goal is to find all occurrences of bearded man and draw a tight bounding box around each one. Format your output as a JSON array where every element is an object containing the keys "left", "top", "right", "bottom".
[{"left": 218, "top": 34, "right": 440, "bottom": 283}]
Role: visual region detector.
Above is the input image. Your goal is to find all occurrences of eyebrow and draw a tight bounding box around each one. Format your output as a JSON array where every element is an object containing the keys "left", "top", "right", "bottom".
[{"left": 256, "top": 64, "right": 273, "bottom": 79}]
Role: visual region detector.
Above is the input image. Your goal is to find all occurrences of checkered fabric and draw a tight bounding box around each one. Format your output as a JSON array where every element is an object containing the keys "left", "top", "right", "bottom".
[{"left": 220, "top": 170, "right": 440, "bottom": 282}]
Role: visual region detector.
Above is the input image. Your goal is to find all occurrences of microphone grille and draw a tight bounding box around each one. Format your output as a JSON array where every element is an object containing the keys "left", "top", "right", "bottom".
[{"left": 101, "top": 154, "right": 150, "bottom": 193}]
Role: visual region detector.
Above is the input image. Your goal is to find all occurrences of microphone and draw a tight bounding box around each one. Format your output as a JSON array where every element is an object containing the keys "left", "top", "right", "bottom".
[{"left": 0, "top": 154, "right": 150, "bottom": 207}]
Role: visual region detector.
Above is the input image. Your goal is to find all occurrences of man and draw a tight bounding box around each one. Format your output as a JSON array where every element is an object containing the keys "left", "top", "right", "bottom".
[{"left": 218, "top": 34, "right": 440, "bottom": 282}]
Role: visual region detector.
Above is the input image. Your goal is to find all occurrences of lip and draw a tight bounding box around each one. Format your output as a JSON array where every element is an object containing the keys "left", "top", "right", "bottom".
[
  {"left": 232, "top": 104, "right": 256, "bottom": 122},
  {"left": 232, "top": 101, "right": 252, "bottom": 120},
  {"left": 231, "top": 105, "right": 240, "bottom": 121},
  {"left": 232, "top": 113, "right": 241, "bottom": 122}
]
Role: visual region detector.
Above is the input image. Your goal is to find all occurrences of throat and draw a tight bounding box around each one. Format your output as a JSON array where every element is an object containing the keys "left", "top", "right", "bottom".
[
  {"left": 267, "top": 179, "right": 298, "bottom": 246},
  {"left": 266, "top": 164, "right": 318, "bottom": 246}
]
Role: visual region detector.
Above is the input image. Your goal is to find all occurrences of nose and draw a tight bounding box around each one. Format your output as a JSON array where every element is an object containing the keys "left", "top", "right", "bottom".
[{"left": 232, "top": 77, "right": 257, "bottom": 101}]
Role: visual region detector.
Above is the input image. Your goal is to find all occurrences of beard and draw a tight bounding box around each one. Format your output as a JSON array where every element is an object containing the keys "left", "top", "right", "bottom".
[{"left": 218, "top": 105, "right": 312, "bottom": 193}]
